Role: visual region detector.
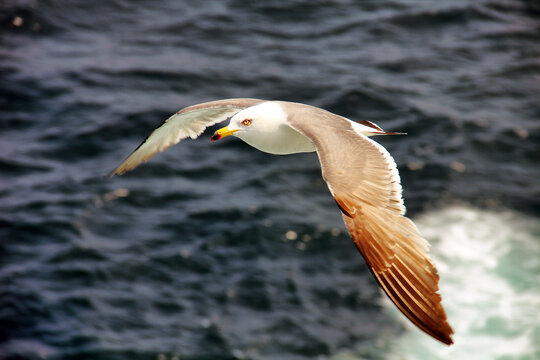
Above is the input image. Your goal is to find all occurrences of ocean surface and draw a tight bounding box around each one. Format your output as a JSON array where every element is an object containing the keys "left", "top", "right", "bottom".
[{"left": 1, "top": 0, "right": 539, "bottom": 359}]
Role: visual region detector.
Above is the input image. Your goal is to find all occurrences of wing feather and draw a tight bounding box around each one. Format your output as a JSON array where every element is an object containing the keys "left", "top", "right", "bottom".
[
  {"left": 285, "top": 103, "right": 454, "bottom": 344},
  {"left": 110, "top": 98, "right": 264, "bottom": 176}
]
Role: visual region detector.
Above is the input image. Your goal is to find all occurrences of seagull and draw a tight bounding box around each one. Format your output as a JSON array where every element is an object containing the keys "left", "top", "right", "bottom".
[{"left": 111, "top": 98, "right": 454, "bottom": 345}]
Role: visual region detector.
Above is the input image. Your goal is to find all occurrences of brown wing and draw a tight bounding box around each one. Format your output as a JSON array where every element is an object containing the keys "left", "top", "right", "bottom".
[
  {"left": 285, "top": 103, "right": 454, "bottom": 345},
  {"left": 110, "top": 98, "right": 264, "bottom": 176}
]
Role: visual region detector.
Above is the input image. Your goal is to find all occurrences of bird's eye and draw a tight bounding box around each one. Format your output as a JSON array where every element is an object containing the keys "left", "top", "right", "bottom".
[{"left": 241, "top": 119, "right": 252, "bottom": 126}]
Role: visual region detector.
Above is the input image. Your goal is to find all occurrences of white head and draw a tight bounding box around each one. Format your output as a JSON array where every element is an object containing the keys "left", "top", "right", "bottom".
[{"left": 211, "top": 102, "right": 315, "bottom": 155}]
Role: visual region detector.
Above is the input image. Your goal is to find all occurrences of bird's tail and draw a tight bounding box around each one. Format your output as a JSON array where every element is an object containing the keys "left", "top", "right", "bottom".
[{"left": 353, "top": 120, "right": 407, "bottom": 136}]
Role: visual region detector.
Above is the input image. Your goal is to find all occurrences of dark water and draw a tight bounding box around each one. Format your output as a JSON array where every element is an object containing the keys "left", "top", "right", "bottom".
[{"left": 1, "top": 1, "right": 539, "bottom": 359}]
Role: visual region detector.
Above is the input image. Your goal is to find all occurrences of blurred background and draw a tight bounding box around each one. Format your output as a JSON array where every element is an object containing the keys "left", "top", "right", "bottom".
[{"left": 1, "top": 0, "right": 539, "bottom": 359}]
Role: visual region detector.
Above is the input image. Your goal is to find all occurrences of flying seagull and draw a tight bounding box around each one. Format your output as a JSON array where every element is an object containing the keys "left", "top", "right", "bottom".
[{"left": 111, "top": 98, "right": 454, "bottom": 345}]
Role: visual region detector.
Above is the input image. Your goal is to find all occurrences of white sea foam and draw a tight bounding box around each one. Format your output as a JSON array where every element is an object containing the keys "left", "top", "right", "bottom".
[{"left": 383, "top": 206, "right": 540, "bottom": 360}]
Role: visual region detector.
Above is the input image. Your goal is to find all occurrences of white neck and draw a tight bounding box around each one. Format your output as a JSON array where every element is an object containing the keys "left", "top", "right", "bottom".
[{"left": 233, "top": 102, "right": 316, "bottom": 155}]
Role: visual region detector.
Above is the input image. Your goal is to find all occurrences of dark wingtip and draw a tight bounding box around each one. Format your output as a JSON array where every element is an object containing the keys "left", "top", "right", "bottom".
[
  {"left": 438, "top": 332, "right": 454, "bottom": 346},
  {"left": 105, "top": 168, "right": 120, "bottom": 179}
]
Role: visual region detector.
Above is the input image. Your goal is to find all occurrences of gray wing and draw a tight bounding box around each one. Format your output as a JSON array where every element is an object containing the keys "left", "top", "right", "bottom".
[
  {"left": 110, "top": 98, "right": 264, "bottom": 176},
  {"left": 285, "top": 104, "right": 454, "bottom": 345}
]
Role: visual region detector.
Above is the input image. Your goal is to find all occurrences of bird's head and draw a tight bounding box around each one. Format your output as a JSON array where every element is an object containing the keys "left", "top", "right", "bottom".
[
  {"left": 211, "top": 102, "right": 286, "bottom": 142},
  {"left": 210, "top": 101, "right": 315, "bottom": 155}
]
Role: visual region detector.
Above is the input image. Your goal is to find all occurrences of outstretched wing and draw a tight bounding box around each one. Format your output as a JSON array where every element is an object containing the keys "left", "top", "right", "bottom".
[
  {"left": 286, "top": 103, "right": 454, "bottom": 345},
  {"left": 110, "top": 98, "right": 264, "bottom": 176}
]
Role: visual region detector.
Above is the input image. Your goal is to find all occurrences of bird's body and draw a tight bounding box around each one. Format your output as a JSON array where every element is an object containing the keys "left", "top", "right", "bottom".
[{"left": 111, "top": 99, "right": 454, "bottom": 345}]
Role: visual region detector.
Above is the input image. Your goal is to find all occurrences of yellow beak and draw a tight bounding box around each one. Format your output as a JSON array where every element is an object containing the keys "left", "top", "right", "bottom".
[{"left": 211, "top": 126, "right": 238, "bottom": 142}]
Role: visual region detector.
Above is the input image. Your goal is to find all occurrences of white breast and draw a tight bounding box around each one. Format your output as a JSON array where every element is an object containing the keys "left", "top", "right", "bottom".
[{"left": 233, "top": 102, "right": 316, "bottom": 155}]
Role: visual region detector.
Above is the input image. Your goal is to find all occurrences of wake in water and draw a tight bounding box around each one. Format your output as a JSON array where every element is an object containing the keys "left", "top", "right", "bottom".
[
  {"left": 384, "top": 206, "right": 539, "bottom": 360},
  {"left": 328, "top": 206, "right": 539, "bottom": 360}
]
